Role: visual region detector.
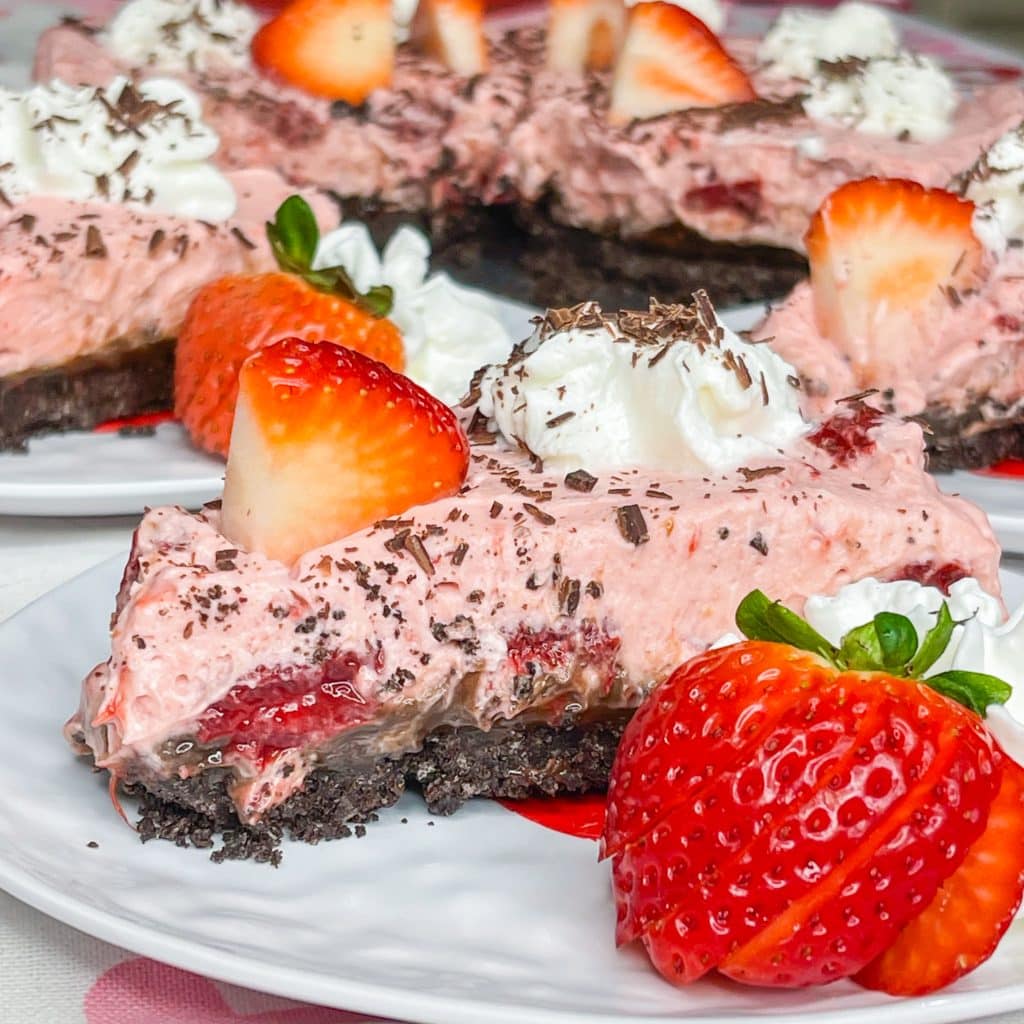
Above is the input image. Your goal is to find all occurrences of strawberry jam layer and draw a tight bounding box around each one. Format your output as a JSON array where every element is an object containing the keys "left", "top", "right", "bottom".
[{"left": 196, "top": 653, "right": 376, "bottom": 768}]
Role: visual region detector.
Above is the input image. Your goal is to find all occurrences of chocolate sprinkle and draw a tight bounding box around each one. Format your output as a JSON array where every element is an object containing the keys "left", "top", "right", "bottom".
[
  {"left": 403, "top": 533, "right": 435, "bottom": 576},
  {"left": 615, "top": 504, "right": 649, "bottom": 546},
  {"left": 564, "top": 469, "right": 598, "bottom": 493},
  {"left": 749, "top": 532, "right": 769, "bottom": 556},
  {"left": 524, "top": 502, "right": 555, "bottom": 526},
  {"left": 84, "top": 224, "right": 107, "bottom": 259}
]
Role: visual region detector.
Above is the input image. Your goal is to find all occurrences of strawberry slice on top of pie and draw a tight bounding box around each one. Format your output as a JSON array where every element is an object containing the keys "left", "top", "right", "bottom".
[{"left": 67, "top": 292, "right": 1003, "bottom": 862}]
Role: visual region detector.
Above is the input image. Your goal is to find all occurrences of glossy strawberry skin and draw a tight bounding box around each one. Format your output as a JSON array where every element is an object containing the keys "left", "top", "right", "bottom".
[
  {"left": 856, "top": 753, "right": 1024, "bottom": 996},
  {"left": 175, "top": 273, "right": 404, "bottom": 457},
  {"left": 605, "top": 642, "right": 1003, "bottom": 988}
]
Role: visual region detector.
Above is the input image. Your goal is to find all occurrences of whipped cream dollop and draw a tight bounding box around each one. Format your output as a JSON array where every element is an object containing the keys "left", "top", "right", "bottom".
[
  {"left": 715, "top": 576, "right": 1024, "bottom": 764},
  {"left": 758, "top": 2, "right": 899, "bottom": 81},
  {"left": 476, "top": 298, "right": 808, "bottom": 476},
  {"left": 0, "top": 77, "right": 236, "bottom": 220},
  {"left": 803, "top": 53, "right": 957, "bottom": 143},
  {"left": 803, "top": 576, "right": 1024, "bottom": 763},
  {"left": 314, "top": 223, "right": 514, "bottom": 406},
  {"left": 102, "top": 0, "right": 258, "bottom": 74},
  {"left": 960, "top": 122, "right": 1024, "bottom": 245},
  {"left": 625, "top": 0, "right": 726, "bottom": 33}
]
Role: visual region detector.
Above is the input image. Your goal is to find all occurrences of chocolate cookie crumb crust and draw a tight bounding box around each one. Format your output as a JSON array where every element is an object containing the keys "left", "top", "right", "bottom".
[
  {"left": 927, "top": 421, "right": 1024, "bottom": 473},
  {"left": 0, "top": 338, "right": 174, "bottom": 451},
  {"left": 122, "top": 716, "right": 629, "bottom": 863},
  {"left": 338, "top": 198, "right": 808, "bottom": 311}
]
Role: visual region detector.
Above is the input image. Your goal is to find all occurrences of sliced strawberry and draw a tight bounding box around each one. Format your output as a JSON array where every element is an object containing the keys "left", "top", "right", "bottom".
[
  {"left": 412, "top": 0, "right": 488, "bottom": 76},
  {"left": 608, "top": 2, "right": 755, "bottom": 124},
  {"left": 221, "top": 338, "right": 469, "bottom": 565},
  {"left": 601, "top": 643, "right": 835, "bottom": 862},
  {"left": 806, "top": 178, "right": 985, "bottom": 351},
  {"left": 546, "top": 0, "right": 627, "bottom": 73},
  {"left": 717, "top": 679, "right": 1000, "bottom": 987},
  {"left": 613, "top": 670, "right": 890, "bottom": 954},
  {"left": 252, "top": 0, "right": 394, "bottom": 103},
  {"left": 856, "top": 754, "right": 1024, "bottom": 997}
]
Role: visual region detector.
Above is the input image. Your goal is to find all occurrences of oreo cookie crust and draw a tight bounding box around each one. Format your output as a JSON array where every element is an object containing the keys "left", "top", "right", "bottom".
[
  {"left": 0, "top": 338, "right": 175, "bottom": 451},
  {"left": 121, "top": 715, "right": 629, "bottom": 864}
]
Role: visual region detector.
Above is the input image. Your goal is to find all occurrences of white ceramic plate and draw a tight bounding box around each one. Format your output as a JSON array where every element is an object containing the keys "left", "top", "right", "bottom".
[
  {"left": 1, "top": 558, "right": 1024, "bottom": 1024},
  {"left": 0, "top": 296, "right": 540, "bottom": 518}
]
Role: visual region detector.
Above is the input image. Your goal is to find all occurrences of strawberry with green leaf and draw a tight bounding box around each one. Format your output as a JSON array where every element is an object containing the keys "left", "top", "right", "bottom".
[
  {"left": 175, "top": 195, "right": 403, "bottom": 457},
  {"left": 604, "top": 590, "right": 1024, "bottom": 994}
]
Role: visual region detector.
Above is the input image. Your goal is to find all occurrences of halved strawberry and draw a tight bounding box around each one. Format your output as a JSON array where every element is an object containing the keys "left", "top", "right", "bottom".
[
  {"left": 411, "top": 0, "right": 488, "bottom": 76},
  {"left": 221, "top": 338, "right": 469, "bottom": 565},
  {"left": 608, "top": 2, "right": 755, "bottom": 124},
  {"left": 546, "top": 0, "right": 627, "bottom": 73},
  {"left": 252, "top": 0, "right": 394, "bottom": 103},
  {"left": 806, "top": 178, "right": 986, "bottom": 350},
  {"left": 856, "top": 754, "right": 1024, "bottom": 997}
]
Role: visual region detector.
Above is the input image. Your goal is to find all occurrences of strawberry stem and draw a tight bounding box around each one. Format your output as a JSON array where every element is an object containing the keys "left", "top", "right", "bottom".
[
  {"left": 265, "top": 196, "right": 394, "bottom": 318},
  {"left": 735, "top": 589, "right": 1011, "bottom": 717}
]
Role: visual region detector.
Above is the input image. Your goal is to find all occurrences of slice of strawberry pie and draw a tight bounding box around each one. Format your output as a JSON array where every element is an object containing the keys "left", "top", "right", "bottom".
[
  {"left": 759, "top": 170, "right": 1024, "bottom": 470},
  {"left": 0, "top": 76, "right": 334, "bottom": 450},
  {"left": 66, "top": 296, "right": 1002, "bottom": 860}
]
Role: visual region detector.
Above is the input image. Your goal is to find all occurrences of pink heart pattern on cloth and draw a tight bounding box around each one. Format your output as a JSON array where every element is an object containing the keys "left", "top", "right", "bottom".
[{"left": 85, "top": 958, "right": 393, "bottom": 1024}]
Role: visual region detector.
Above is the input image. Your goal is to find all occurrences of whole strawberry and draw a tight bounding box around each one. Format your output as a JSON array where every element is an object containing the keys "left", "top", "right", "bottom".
[
  {"left": 174, "top": 195, "right": 403, "bottom": 457},
  {"left": 604, "top": 591, "right": 1024, "bottom": 994}
]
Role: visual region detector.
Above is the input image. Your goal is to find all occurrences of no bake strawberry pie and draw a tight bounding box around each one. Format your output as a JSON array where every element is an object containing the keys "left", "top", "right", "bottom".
[
  {"left": 33, "top": 0, "right": 1024, "bottom": 309},
  {"left": 0, "top": 75, "right": 334, "bottom": 449},
  {"left": 759, "top": 163, "right": 1024, "bottom": 470},
  {"left": 67, "top": 294, "right": 1004, "bottom": 863}
]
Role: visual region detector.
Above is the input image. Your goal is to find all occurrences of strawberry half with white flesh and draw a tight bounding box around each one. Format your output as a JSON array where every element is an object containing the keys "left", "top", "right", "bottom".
[
  {"left": 806, "top": 178, "right": 986, "bottom": 353},
  {"left": 412, "top": 0, "right": 488, "bottom": 76},
  {"left": 252, "top": 0, "right": 394, "bottom": 103},
  {"left": 222, "top": 338, "right": 469, "bottom": 565},
  {"left": 608, "top": 2, "right": 755, "bottom": 124},
  {"left": 547, "top": 0, "right": 627, "bottom": 73}
]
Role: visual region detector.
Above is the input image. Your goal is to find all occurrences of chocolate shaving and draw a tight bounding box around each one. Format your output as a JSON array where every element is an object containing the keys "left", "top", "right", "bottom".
[
  {"left": 545, "top": 411, "right": 575, "bottom": 429},
  {"left": 148, "top": 228, "right": 166, "bottom": 254},
  {"left": 84, "top": 224, "right": 107, "bottom": 258},
  {"left": 564, "top": 469, "right": 597, "bottom": 493},
  {"left": 524, "top": 503, "right": 555, "bottom": 526},
  {"left": 559, "top": 577, "right": 581, "bottom": 617},
  {"left": 749, "top": 532, "right": 769, "bottom": 556},
  {"left": 616, "top": 504, "right": 649, "bottom": 546},
  {"left": 489, "top": 501, "right": 503, "bottom": 519},
  {"left": 231, "top": 226, "right": 257, "bottom": 250},
  {"left": 645, "top": 489, "right": 672, "bottom": 499},
  {"left": 384, "top": 529, "right": 410, "bottom": 554},
  {"left": 738, "top": 466, "right": 784, "bottom": 482},
  {"left": 403, "top": 533, "right": 434, "bottom": 576},
  {"left": 451, "top": 542, "right": 469, "bottom": 566}
]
